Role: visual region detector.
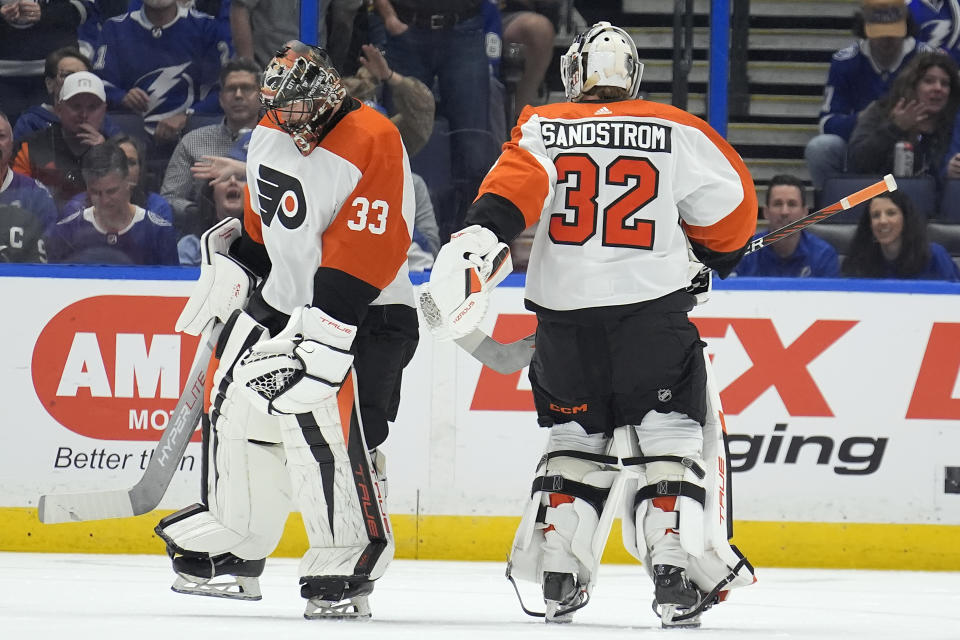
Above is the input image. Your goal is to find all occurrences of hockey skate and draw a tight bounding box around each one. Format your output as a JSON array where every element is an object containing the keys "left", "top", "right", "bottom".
[
  {"left": 169, "top": 552, "right": 265, "bottom": 601},
  {"left": 301, "top": 577, "right": 375, "bottom": 620},
  {"left": 542, "top": 571, "right": 589, "bottom": 624},
  {"left": 652, "top": 564, "right": 704, "bottom": 628}
]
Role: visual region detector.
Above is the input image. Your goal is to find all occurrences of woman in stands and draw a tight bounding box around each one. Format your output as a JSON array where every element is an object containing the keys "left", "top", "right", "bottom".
[
  {"left": 848, "top": 50, "right": 960, "bottom": 189},
  {"left": 843, "top": 190, "right": 960, "bottom": 280}
]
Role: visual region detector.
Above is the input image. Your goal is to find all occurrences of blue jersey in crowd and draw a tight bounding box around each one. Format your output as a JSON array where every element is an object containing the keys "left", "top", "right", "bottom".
[
  {"left": 45, "top": 206, "right": 180, "bottom": 265},
  {"left": 92, "top": 7, "right": 230, "bottom": 134},
  {"left": 818, "top": 38, "right": 930, "bottom": 140},
  {"left": 884, "top": 243, "right": 960, "bottom": 280},
  {"left": 0, "top": 170, "right": 58, "bottom": 231},
  {"left": 908, "top": 0, "right": 960, "bottom": 61},
  {"left": 731, "top": 231, "right": 840, "bottom": 278},
  {"left": 61, "top": 190, "right": 174, "bottom": 224}
]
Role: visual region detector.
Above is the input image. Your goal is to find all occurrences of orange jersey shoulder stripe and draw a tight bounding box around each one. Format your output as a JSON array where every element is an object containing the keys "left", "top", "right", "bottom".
[
  {"left": 242, "top": 183, "right": 264, "bottom": 244},
  {"left": 477, "top": 107, "right": 551, "bottom": 229},
  {"left": 318, "top": 105, "right": 411, "bottom": 290}
]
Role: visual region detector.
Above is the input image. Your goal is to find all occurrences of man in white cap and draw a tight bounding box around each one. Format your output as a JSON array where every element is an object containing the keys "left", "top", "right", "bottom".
[{"left": 13, "top": 70, "right": 108, "bottom": 210}]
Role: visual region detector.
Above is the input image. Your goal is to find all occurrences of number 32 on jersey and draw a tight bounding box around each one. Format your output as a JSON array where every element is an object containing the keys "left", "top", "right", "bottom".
[
  {"left": 551, "top": 153, "right": 659, "bottom": 249},
  {"left": 347, "top": 196, "right": 389, "bottom": 235}
]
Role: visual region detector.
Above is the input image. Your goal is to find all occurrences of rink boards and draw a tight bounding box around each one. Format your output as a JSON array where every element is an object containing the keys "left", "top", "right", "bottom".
[{"left": 1, "top": 266, "right": 959, "bottom": 570}]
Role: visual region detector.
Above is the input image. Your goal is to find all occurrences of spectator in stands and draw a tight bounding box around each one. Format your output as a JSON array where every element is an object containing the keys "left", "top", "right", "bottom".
[
  {"left": 0, "top": 110, "right": 58, "bottom": 231},
  {"left": 327, "top": 0, "right": 364, "bottom": 72},
  {"left": 500, "top": 1, "right": 559, "bottom": 122},
  {"left": 13, "top": 71, "right": 108, "bottom": 211},
  {"left": 45, "top": 141, "right": 179, "bottom": 264},
  {"left": 0, "top": 0, "right": 90, "bottom": 125},
  {"left": 407, "top": 173, "right": 440, "bottom": 271},
  {"left": 63, "top": 132, "right": 174, "bottom": 222},
  {"left": 843, "top": 190, "right": 960, "bottom": 280},
  {"left": 230, "top": 0, "right": 302, "bottom": 68},
  {"left": 848, "top": 50, "right": 960, "bottom": 189},
  {"left": 375, "top": 0, "right": 497, "bottom": 240},
  {"left": 907, "top": 0, "right": 960, "bottom": 64},
  {"left": 0, "top": 204, "right": 47, "bottom": 263},
  {"left": 804, "top": 0, "right": 931, "bottom": 191},
  {"left": 160, "top": 57, "right": 260, "bottom": 235},
  {"left": 936, "top": 107, "right": 960, "bottom": 190},
  {"left": 342, "top": 43, "right": 435, "bottom": 157},
  {"left": 176, "top": 172, "right": 244, "bottom": 264},
  {"left": 13, "top": 47, "right": 122, "bottom": 146},
  {"left": 731, "top": 174, "right": 840, "bottom": 278},
  {"left": 93, "top": 0, "right": 228, "bottom": 145}
]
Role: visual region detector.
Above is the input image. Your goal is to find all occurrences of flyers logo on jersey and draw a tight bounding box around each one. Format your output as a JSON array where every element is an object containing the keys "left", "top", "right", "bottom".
[
  {"left": 31, "top": 295, "right": 201, "bottom": 441},
  {"left": 257, "top": 164, "right": 307, "bottom": 229}
]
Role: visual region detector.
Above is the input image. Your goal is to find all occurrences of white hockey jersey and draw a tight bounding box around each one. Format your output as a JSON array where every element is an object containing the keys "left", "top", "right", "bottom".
[
  {"left": 476, "top": 100, "right": 758, "bottom": 311},
  {"left": 243, "top": 103, "right": 416, "bottom": 316}
]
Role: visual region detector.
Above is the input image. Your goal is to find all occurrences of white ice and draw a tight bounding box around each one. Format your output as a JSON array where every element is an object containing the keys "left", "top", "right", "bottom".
[{"left": 1, "top": 553, "right": 958, "bottom": 639}]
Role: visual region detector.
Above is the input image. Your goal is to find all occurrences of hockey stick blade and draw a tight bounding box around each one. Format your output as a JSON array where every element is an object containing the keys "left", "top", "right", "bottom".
[
  {"left": 419, "top": 286, "right": 536, "bottom": 374},
  {"left": 454, "top": 329, "right": 535, "bottom": 375},
  {"left": 746, "top": 174, "right": 897, "bottom": 255},
  {"left": 38, "top": 322, "right": 221, "bottom": 524}
]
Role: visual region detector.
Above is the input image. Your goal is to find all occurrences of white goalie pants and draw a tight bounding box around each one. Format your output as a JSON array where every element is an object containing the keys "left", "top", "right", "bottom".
[{"left": 159, "top": 371, "right": 393, "bottom": 582}]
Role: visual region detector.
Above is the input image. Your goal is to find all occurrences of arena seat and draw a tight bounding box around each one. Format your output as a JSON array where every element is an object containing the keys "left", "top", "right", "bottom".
[{"left": 818, "top": 175, "right": 937, "bottom": 223}]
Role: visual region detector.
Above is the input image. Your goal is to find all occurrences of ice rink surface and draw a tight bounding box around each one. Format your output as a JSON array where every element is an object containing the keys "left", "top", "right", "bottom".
[{"left": 2, "top": 553, "right": 959, "bottom": 639}]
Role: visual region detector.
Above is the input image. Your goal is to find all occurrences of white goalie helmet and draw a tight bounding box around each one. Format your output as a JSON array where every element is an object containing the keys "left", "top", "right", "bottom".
[{"left": 561, "top": 21, "right": 643, "bottom": 102}]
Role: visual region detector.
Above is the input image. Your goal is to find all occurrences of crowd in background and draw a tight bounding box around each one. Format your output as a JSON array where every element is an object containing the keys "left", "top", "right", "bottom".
[{"left": 0, "top": 0, "right": 958, "bottom": 281}]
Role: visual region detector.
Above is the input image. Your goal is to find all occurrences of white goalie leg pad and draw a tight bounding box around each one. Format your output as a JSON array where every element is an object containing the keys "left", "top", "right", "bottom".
[
  {"left": 279, "top": 374, "right": 394, "bottom": 583},
  {"left": 160, "top": 383, "right": 292, "bottom": 560},
  {"left": 212, "top": 310, "right": 268, "bottom": 392},
  {"left": 630, "top": 410, "right": 707, "bottom": 567},
  {"left": 683, "top": 353, "right": 756, "bottom": 593},
  {"left": 508, "top": 422, "right": 619, "bottom": 590}
]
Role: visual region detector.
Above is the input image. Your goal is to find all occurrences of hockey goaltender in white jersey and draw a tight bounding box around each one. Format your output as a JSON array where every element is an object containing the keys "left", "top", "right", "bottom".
[
  {"left": 421, "top": 21, "right": 758, "bottom": 628},
  {"left": 155, "top": 41, "right": 417, "bottom": 620}
]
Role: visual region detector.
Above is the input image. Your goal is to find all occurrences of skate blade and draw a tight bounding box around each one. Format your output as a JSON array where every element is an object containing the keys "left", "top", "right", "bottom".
[
  {"left": 659, "top": 604, "right": 701, "bottom": 629},
  {"left": 544, "top": 601, "right": 574, "bottom": 624},
  {"left": 304, "top": 595, "right": 371, "bottom": 620},
  {"left": 171, "top": 573, "right": 262, "bottom": 601}
]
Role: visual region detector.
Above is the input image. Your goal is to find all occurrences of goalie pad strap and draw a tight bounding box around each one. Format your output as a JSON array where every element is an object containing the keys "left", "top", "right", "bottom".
[
  {"left": 531, "top": 475, "right": 611, "bottom": 518},
  {"left": 731, "top": 545, "right": 754, "bottom": 574},
  {"left": 634, "top": 480, "right": 706, "bottom": 511},
  {"left": 621, "top": 455, "right": 706, "bottom": 479},
  {"left": 541, "top": 449, "right": 620, "bottom": 467}
]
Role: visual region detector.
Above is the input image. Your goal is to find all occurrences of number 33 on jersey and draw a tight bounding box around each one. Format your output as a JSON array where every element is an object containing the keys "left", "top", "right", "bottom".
[
  {"left": 472, "top": 100, "right": 757, "bottom": 312},
  {"left": 242, "top": 103, "right": 416, "bottom": 315}
]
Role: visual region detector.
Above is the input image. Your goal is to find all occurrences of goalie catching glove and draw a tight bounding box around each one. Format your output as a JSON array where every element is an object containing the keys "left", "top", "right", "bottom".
[
  {"left": 231, "top": 305, "right": 356, "bottom": 415},
  {"left": 419, "top": 225, "right": 512, "bottom": 340},
  {"left": 177, "top": 218, "right": 256, "bottom": 336}
]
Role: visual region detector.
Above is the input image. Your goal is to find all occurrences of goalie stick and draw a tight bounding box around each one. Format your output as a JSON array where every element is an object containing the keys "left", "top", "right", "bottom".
[
  {"left": 454, "top": 174, "right": 898, "bottom": 374},
  {"left": 38, "top": 322, "right": 222, "bottom": 524}
]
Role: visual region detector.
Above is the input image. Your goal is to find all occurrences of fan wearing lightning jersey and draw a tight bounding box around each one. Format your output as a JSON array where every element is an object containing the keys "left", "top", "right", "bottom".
[
  {"left": 92, "top": 0, "right": 228, "bottom": 142},
  {"left": 421, "top": 22, "right": 757, "bottom": 628},
  {"left": 44, "top": 141, "right": 179, "bottom": 264},
  {"left": 909, "top": 0, "right": 960, "bottom": 62},
  {"left": 0, "top": 111, "right": 58, "bottom": 234},
  {"left": 156, "top": 42, "right": 416, "bottom": 621},
  {"left": 805, "top": 0, "right": 932, "bottom": 190}
]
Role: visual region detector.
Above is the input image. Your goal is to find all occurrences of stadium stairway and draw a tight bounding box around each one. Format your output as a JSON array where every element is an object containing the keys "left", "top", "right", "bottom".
[{"left": 611, "top": 0, "right": 859, "bottom": 201}]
